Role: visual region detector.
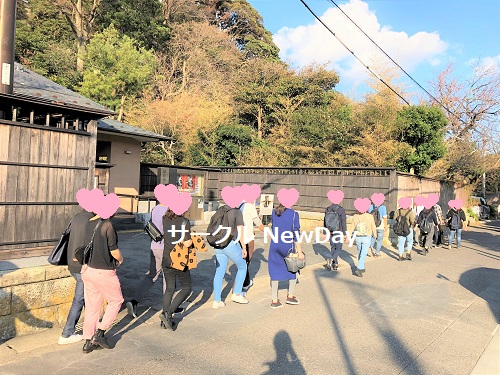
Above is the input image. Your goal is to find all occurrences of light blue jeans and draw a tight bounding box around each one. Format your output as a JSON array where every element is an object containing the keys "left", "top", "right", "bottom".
[
  {"left": 213, "top": 241, "right": 247, "bottom": 302},
  {"left": 355, "top": 236, "right": 372, "bottom": 270},
  {"left": 397, "top": 228, "right": 414, "bottom": 255},
  {"left": 448, "top": 229, "right": 463, "bottom": 247},
  {"left": 371, "top": 229, "right": 385, "bottom": 254}
]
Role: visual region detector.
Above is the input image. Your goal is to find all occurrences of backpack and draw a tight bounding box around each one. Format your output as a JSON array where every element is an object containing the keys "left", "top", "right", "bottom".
[
  {"left": 371, "top": 206, "right": 382, "bottom": 227},
  {"left": 325, "top": 205, "right": 341, "bottom": 232},
  {"left": 394, "top": 209, "right": 411, "bottom": 237},
  {"left": 419, "top": 212, "right": 433, "bottom": 234},
  {"left": 354, "top": 218, "right": 369, "bottom": 236},
  {"left": 206, "top": 205, "right": 234, "bottom": 249},
  {"left": 450, "top": 211, "right": 461, "bottom": 230}
]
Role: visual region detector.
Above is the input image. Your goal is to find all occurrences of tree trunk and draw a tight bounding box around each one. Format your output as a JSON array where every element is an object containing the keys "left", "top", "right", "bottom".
[
  {"left": 75, "top": 0, "right": 85, "bottom": 71},
  {"left": 117, "top": 95, "right": 126, "bottom": 122},
  {"left": 257, "top": 106, "right": 263, "bottom": 140}
]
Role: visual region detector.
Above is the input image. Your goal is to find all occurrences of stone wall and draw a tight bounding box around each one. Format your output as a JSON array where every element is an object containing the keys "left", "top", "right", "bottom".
[{"left": 0, "top": 265, "right": 74, "bottom": 340}]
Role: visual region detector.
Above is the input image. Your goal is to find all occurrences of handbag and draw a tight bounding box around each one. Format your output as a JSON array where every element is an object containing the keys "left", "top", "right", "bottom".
[
  {"left": 144, "top": 207, "right": 163, "bottom": 242},
  {"left": 47, "top": 216, "right": 75, "bottom": 266},
  {"left": 74, "top": 220, "right": 101, "bottom": 265},
  {"left": 284, "top": 212, "right": 306, "bottom": 273}
]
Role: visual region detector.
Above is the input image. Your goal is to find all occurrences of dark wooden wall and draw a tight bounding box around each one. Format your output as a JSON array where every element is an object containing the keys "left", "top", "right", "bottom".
[
  {"left": 204, "top": 167, "right": 397, "bottom": 215},
  {"left": 0, "top": 119, "right": 97, "bottom": 258}
]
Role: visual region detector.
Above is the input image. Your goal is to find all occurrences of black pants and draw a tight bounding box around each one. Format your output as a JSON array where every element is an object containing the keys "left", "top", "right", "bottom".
[
  {"left": 433, "top": 224, "right": 445, "bottom": 245},
  {"left": 162, "top": 267, "right": 191, "bottom": 315},
  {"left": 243, "top": 241, "right": 255, "bottom": 288}
]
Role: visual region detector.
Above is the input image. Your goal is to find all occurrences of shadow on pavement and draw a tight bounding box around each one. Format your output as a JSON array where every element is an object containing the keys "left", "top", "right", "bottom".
[
  {"left": 314, "top": 268, "right": 426, "bottom": 374},
  {"left": 262, "top": 330, "right": 306, "bottom": 375},
  {"left": 459, "top": 267, "right": 500, "bottom": 323}
]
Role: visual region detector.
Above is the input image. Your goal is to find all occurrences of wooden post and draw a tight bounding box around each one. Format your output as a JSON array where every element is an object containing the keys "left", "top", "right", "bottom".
[
  {"left": 29, "top": 110, "right": 34, "bottom": 124},
  {"left": 12, "top": 107, "right": 16, "bottom": 121},
  {"left": 61, "top": 116, "right": 65, "bottom": 129},
  {"left": 46, "top": 113, "right": 50, "bottom": 126}
]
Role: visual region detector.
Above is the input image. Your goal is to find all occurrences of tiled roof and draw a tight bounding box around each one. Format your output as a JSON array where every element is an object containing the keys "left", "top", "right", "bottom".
[
  {"left": 5, "top": 63, "right": 114, "bottom": 115},
  {"left": 98, "top": 118, "right": 172, "bottom": 142}
]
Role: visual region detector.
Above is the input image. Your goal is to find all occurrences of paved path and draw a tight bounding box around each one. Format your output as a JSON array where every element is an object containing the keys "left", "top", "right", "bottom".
[{"left": 0, "top": 221, "right": 499, "bottom": 375}]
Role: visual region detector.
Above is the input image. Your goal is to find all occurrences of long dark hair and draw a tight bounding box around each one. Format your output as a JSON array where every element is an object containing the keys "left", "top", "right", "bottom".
[{"left": 274, "top": 203, "right": 287, "bottom": 217}]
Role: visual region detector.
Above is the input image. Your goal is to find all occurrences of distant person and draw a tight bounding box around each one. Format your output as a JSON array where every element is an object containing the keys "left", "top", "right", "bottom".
[
  {"left": 393, "top": 205, "right": 416, "bottom": 261},
  {"left": 352, "top": 207, "right": 377, "bottom": 276},
  {"left": 432, "top": 203, "right": 446, "bottom": 247},
  {"left": 417, "top": 207, "right": 438, "bottom": 254},
  {"left": 268, "top": 204, "right": 304, "bottom": 307},
  {"left": 58, "top": 210, "right": 94, "bottom": 345},
  {"left": 240, "top": 200, "right": 265, "bottom": 292},
  {"left": 159, "top": 208, "right": 193, "bottom": 330},
  {"left": 368, "top": 202, "right": 387, "bottom": 258},
  {"left": 446, "top": 206, "right": 467, "bottom": 249},
  {"left": 324, "top": 201, "right": 347, "bottom": 271},
  {"left": 126, "top": 204, "right": 168, "bottom": 318},
  {"left": 80, "top": 216, "right": 124, "bottom": 354}
]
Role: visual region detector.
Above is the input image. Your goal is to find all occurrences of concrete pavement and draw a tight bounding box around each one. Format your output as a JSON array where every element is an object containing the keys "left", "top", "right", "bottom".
[{"left": 0, "top": 221, "right": 499, "bottom": 374}]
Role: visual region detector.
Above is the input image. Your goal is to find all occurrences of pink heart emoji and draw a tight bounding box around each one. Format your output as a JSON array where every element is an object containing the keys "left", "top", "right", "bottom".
[
  {"left": 454, "top": 199, "right": 463, "bottom": 210},
  {"left": 422, "top": 197, "right": 434, "bottom": 210},
  {"left": 76, "top": 188, "right": 104, "bottom": 212},
  {"left": 154, "top": 184, "right": 178, "bottom": 206},
  {"left": 169, "top": 192, "right": 193, "bottom": 215},
  {"left": 245, "top": 184, "right": 262, "bottom": 203},
  {"left": 327, "top": 190, "right": 344, "bottom": 204},
  {"left": 354, "top": 198, "right": 371, "bottom": 213},
  {"left": 277, "top": 188, "right": 299, "bottom": 208},
  {"left": 221, "top": 185, "right": 245, "bottom": 208},
  {"left": 448, "top": 199, "right": 457, "bottom": 208},
  {"left": 398, "top": 197, "right": 412, "bottom": 209},
  {"left": 94, "top": 193, "right": 120, "bottom": 219},
  {"left": 427, "top": 193, "right": 440, "bottom": 206},
  {"left": 413, "top": 196, "right": 425, "bottom": 206},
  {"left": 371, "top": 193, "right": 385, "bottom": 207}
]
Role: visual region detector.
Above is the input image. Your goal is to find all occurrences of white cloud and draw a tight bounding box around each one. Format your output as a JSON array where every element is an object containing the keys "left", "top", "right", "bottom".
[
  {"left": 466, "top": 55, "right": 500, "bottom": 71},
  {"left": 274, "top": 0, "right": 448, "bottom": 89}
]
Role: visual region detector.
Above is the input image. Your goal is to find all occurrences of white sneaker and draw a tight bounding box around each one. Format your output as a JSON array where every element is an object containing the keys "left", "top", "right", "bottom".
[
  {"left": 231, "top": 293, "right": 249, "bottom": 304},
  {"left": 58, "top": 334, "right": 83, "bottom": 345},
  {"left": 212, "top": 301, "right": 226, "bottom": 309}
]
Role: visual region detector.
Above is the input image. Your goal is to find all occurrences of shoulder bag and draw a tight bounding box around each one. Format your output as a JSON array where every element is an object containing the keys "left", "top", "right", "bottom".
[
  {"left": 145, "top": 206, "right": 163, "bottom": 242},
  {"left": 284, "top": 211, "right": 306, "bottom": 273},
  {"left": 47, "top": 216, "right": 75, "bottom": 266},
  {"left": 74, "top": 220, "right": 101, "bottom": 265}
]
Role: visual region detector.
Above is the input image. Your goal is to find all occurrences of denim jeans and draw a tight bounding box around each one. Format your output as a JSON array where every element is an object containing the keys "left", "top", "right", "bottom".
[
  {"left": 449, "top": 229, "right": 463, "bottom": 247},
  {"left": 213, "top": 241, "right": 247, "bottom": 301},
  {"left": 62, "top": 272, "right": 84, "bottom": 337},
  {"left": 329, "top": 238, "right": 343, "bottom": 264},
  {"left": 397, "top": 228, "right": 414, "bottom": 255},
  {"left": 371, "top": 229, "right": 385, "bottom": 254},
  {"left": 355, "top": 236, "right": 371, "bottom": 270}
]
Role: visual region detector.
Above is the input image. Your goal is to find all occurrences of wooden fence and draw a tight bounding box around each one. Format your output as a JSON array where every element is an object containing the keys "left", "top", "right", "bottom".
[{"left": 0, "top": 119, "right": 97, "bottom": 258}]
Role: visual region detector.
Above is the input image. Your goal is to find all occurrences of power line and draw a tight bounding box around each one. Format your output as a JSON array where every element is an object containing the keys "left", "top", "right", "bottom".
[
  {"left": 298, "top": 0, "right": 410, "bottom": 105},
  {"left": 325, "top": 0, "right": 458, "bottom": 117}
]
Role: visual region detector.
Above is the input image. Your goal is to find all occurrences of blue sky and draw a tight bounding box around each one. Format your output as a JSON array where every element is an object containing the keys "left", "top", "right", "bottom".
[{"left": 247, "top": 0, "right": 500, "bottom": 102}]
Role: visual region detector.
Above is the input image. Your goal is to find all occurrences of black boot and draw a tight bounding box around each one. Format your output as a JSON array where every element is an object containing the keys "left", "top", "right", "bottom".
[
  {"left": 83, "top": 339, "right": 100, "bottom": 354},
  {"left": 159, "top": 312, "right": 174, "bottom": 330},
  {"left": 91, "top": 328, "right": 111, "bottom": 349}
]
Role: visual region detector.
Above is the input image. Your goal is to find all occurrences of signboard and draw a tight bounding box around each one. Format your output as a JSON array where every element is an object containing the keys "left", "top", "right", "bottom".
[
  {"left": 2, "top": 63, "right": 11, "bottom": 85},
  {"left": 259, "top": 194, "right": 274, "bottom": 216},
  {"left": 176, "top": 174, "right": 200, "bottom": 194}
]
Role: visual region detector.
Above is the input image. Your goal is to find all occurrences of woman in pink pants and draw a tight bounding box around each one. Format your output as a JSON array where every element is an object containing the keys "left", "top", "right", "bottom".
[{"left": 79, "top": 216, "right": 124, "bottom": 354}]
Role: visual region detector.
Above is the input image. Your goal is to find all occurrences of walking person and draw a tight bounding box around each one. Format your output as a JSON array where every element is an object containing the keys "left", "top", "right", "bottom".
[
  {"left": 368, "top": 202, "right": 388, "bottom": 258},
  {"left": 80, "top": 216, "right": 124, "bottom": 354},
  {"left": 240, "top": 200, "right": 265, "bottom": 293},
  {"left": 268, "top": 203, "right": 304, "bottom": 308},
  {"left": 446, "top": 205, "right": 467, "bottom": 249},
  {"left": 417, "top": 207, "right": 438, "bottom": 255},
  {"left": 432, "top": 203, "right": 446, "bottom": 247},
  {"left": 393, "top": 201, "right": 416, "bottom": 261},
  {"left": 58, "top": 210, "right": 94, "bottom": 345},
  {"left": 211, "top": 205, "right": 248, "bottom": 309},
  {"left": 352, "top": 205, "right": 377, "bottom": 277},
  {"left": 126, "top": 203, "right": 168, "bottom": 318},
  {"left": 324, "top": 200, "right": 347, "bottom": 271},
  {"left": 159, "top": 208, "right": 193, "bottom": 330}
]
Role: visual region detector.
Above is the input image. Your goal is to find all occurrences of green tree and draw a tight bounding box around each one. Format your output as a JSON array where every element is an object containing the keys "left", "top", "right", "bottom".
[
  {"left": 79, "top": 26, "right": 156, "bottom": 119},
  {"left": 95, "top": 0, "right": 170, "bottom": 51},
  {"left": 393, "top": 105, "right": 447, "bottom": 174}
]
